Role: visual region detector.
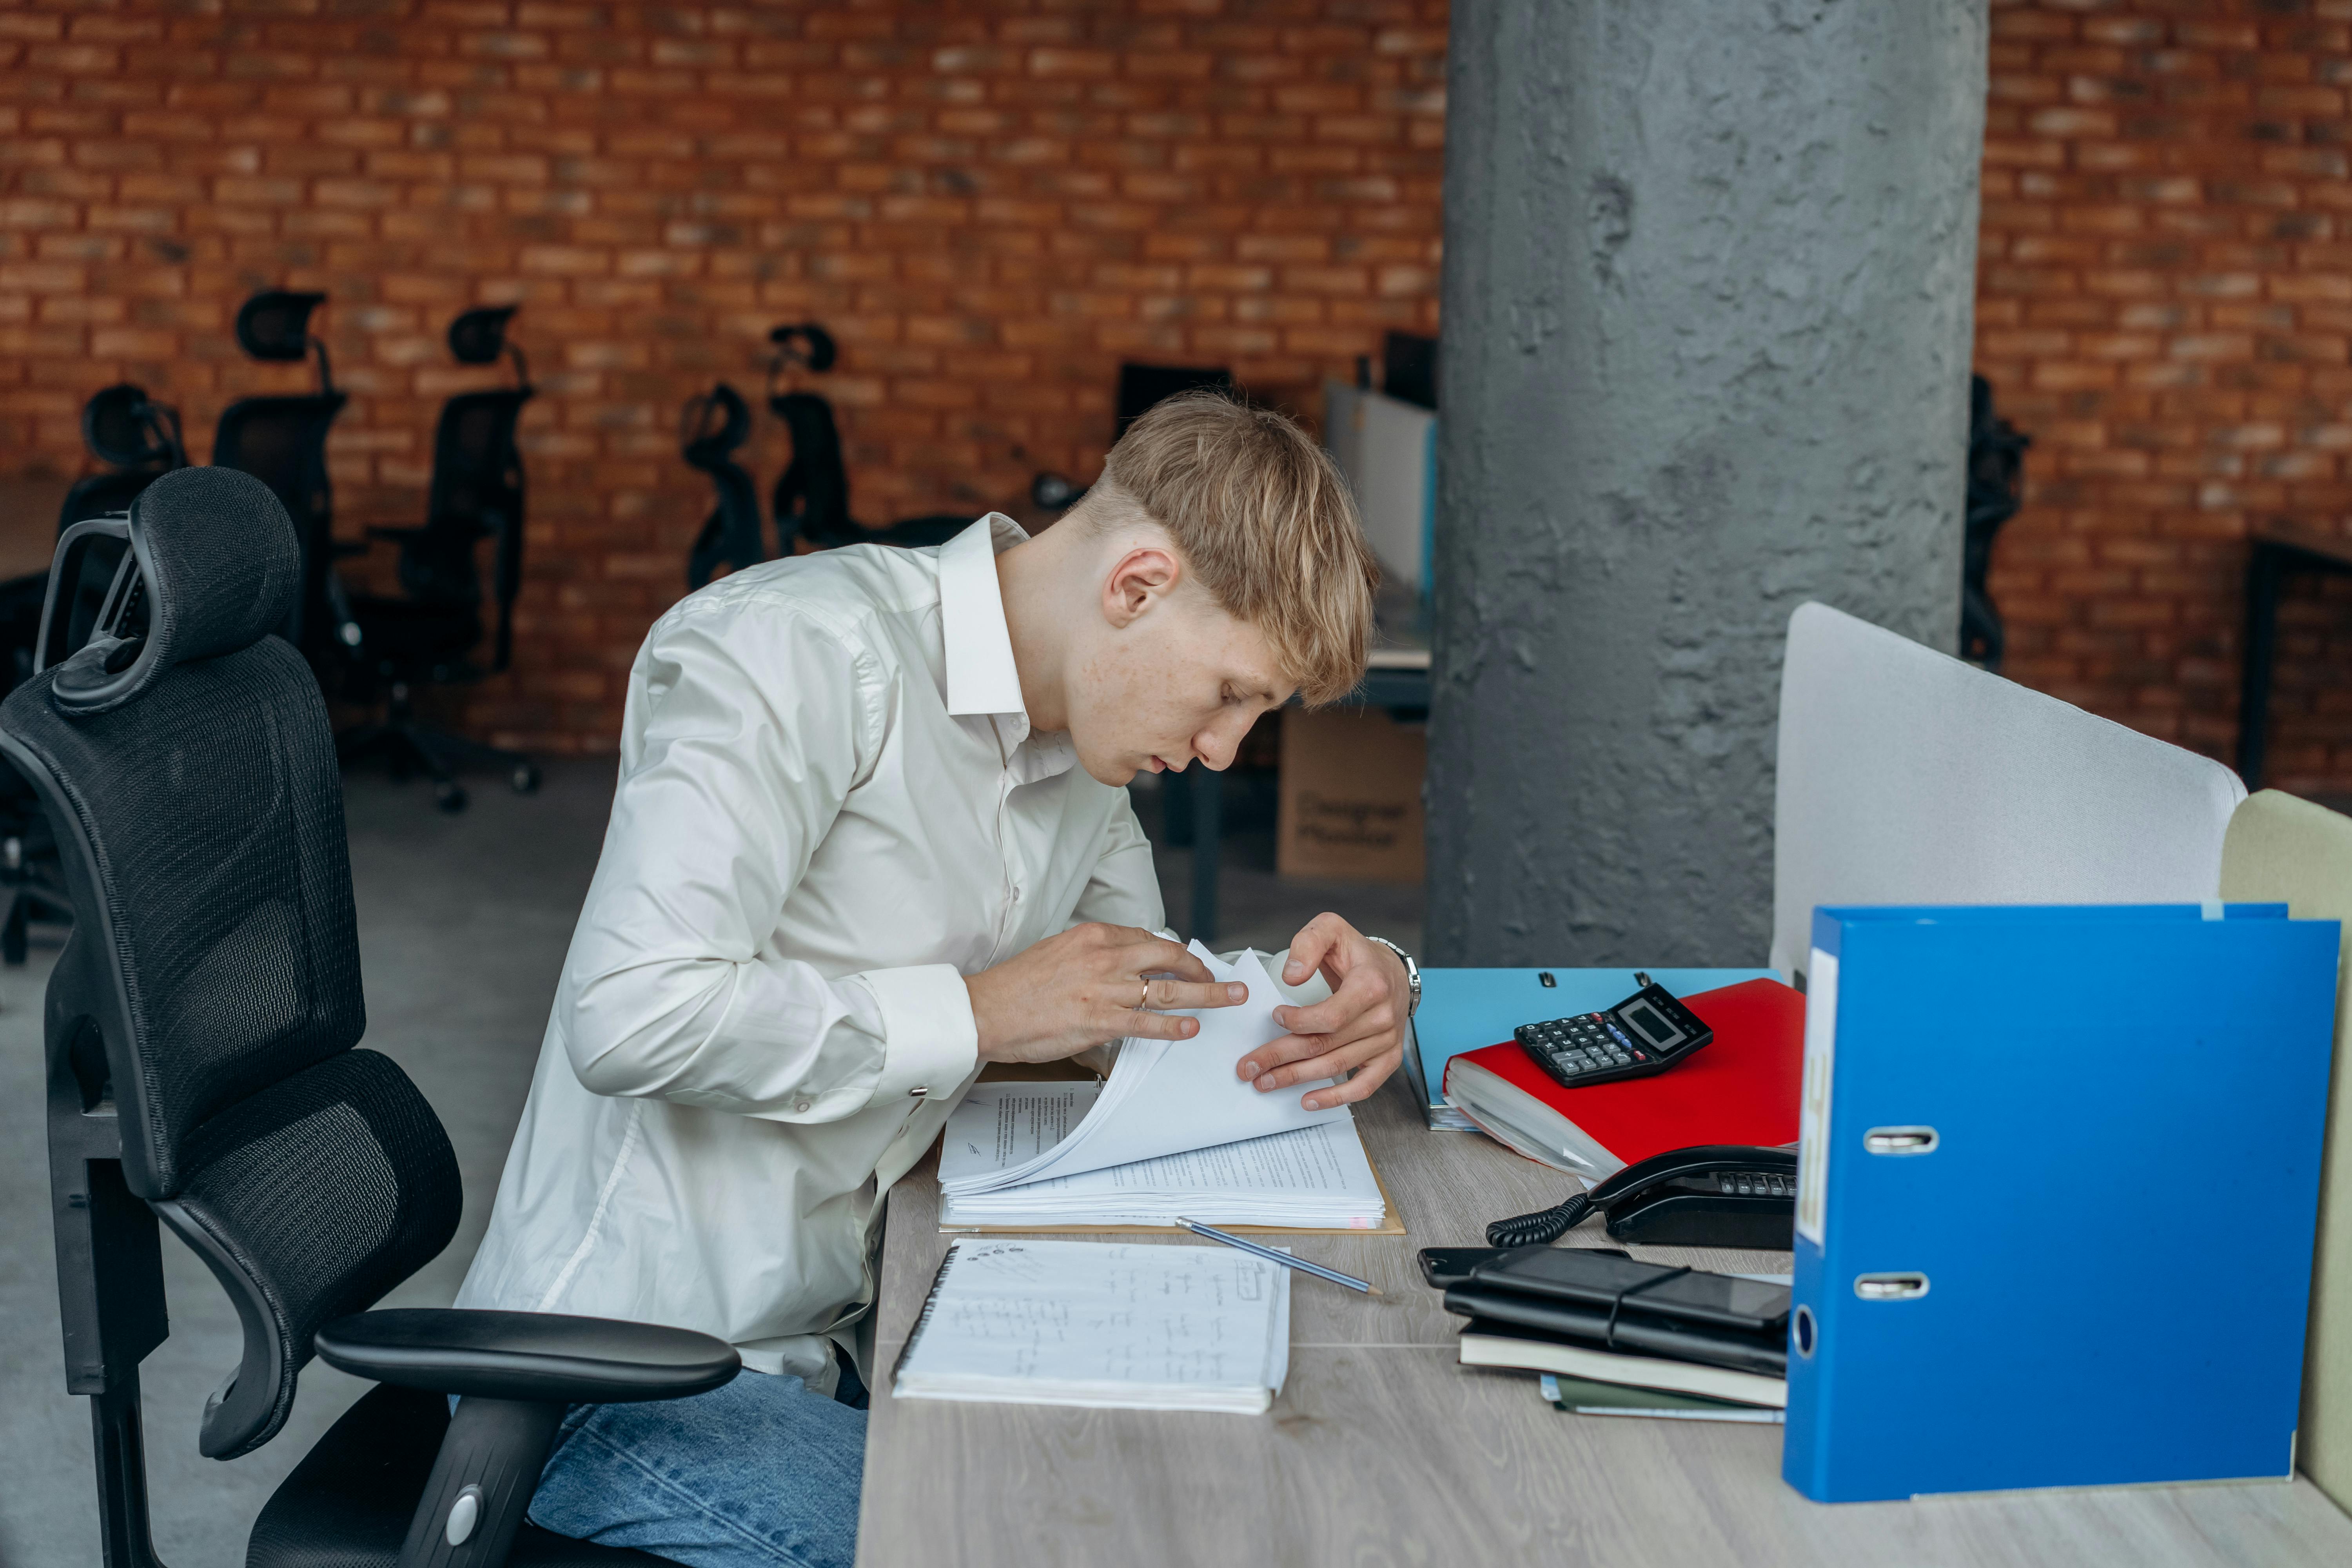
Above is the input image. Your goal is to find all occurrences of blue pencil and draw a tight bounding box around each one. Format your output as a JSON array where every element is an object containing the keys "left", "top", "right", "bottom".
[{"left": 1174, "top": 1216, "right": 1384, "bottom": 1296}]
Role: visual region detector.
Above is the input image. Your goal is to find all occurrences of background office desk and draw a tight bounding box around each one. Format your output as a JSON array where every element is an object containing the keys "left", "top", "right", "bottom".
[{"left": 859, "top": 1075, "right": 2352, "bottom": 1567}]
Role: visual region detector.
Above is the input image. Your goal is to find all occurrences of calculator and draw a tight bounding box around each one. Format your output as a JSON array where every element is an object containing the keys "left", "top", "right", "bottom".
[{"left": 1513, "top": 976, "right": 1715, "bottom": 1090}]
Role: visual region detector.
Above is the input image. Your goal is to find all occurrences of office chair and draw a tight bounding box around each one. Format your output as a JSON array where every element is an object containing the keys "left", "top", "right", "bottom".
[
  {"left": 58, "top": 381, "right": 189, "bottom": 532},
  {"left": 682, "top": 382, "right": 766, "bottom": 588},
  {"left": 339, "top": 305, "right": 541, "bottom": 813},
  {"left": 212, "top": 289, "right": 352, "bottom": 661},
  {"left": 1960, "top": 372, "right": 2030, "bottom": 672},
  {"left": 766, "top": 324, "right": 969, "bottom": 553},
  {"left": 4, "top": 465, "right": 740, "bottom": 1568},
  {"left": 0, "top": 382, "right": 192, "bottom": 963}
]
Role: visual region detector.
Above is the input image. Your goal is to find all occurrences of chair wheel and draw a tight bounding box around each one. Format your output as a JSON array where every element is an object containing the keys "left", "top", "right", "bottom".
[
  {"left": 512, "top": 764, "right": 541, "bottom": 795},
  {"left": 435, "top": 781, "right": 468, "bottom": 814}
]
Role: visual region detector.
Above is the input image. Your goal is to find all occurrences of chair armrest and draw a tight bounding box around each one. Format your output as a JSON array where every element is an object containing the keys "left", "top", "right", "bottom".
[{"left": 315, "top": 1308, "right": 741, "bottom": 1405}]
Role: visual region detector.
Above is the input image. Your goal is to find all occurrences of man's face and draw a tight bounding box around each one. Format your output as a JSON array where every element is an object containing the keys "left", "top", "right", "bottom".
[{"left": 1064, "top": 579, "right": 1294, "bottom": 788}]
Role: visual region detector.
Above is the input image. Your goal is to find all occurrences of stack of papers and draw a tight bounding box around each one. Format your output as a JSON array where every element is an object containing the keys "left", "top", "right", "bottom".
[
  {"left": 936, "top": 942, "right": 1385, "bottom": 1231},
  {"left": 939, "top": 1082, "right": 1386, "bottom": 1229},
  {"left": 941, "top": 944, "right": 1347, "bottom": 1195},
  {"left": 893, "top": 1238, "right": 1292, "bottom": 1414}
]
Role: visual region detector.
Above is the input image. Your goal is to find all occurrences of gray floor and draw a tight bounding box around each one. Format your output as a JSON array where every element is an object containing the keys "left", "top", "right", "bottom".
[{"left": 0, "top": 760, "right": 1422, "bottom": 1565}]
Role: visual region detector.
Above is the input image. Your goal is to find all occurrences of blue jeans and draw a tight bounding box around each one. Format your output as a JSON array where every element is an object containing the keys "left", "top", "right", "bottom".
[{"left": 526, "top": 1367, "right": 869, "bottom": 1568}]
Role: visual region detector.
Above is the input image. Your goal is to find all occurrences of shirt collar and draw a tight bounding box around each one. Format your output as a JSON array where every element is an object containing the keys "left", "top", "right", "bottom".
[
  {"left": 939, "top": 513, "right": 1029, "bottom": 720},
  {"left": 937, "top": 515, "right": 1078, "bottom": 781}
]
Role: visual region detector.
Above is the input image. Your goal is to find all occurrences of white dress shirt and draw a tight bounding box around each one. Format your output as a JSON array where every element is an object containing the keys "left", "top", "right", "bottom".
[{"left": 453, "top": 516, "right": 1163, "bottom": 1385}]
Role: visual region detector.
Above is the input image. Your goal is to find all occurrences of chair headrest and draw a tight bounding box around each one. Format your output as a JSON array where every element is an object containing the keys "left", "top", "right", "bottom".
[
  {"left": 681, "top": 384, "right": 751, "bottom": 467},
  {"left": 82, "top": 383, "right": 177, "bottom": 469},
  {"left": 49, "top": 467, "right": 302, "bottom": 717},
  {"left": 448, "top": 305, "right": 518, "bottom": 366},
  {"left": 235, "top": 291, "right": 326, "bottom": 363},
  {"left": 768, "top": 322, "right": 837, "bottom": 373}
]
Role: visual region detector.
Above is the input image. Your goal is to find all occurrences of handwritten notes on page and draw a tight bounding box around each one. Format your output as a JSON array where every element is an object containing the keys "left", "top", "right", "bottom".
[
  {"left": 891, "top": 1238, "right": 1292, "bottom": 1414},
  {"left": 939, "top": 1081, "right": 1386, "bottom": 1229}
]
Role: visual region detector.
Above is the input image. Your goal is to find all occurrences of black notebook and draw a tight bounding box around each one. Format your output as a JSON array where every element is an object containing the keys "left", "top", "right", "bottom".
[{"left": 1442, "top": 1249, "right": 1789, "bottom": 1378}]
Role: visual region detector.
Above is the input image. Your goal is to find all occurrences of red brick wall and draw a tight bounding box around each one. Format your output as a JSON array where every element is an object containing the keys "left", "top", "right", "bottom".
[
  {"left": 1977, "top": 0, "right": 2352, "bottom": 793},
  {"left": 0, "top": 0, "right": 1445, "bottom": 752},
  {"left": 18, "top": 2, "right": 2352, "bottom": 785}
]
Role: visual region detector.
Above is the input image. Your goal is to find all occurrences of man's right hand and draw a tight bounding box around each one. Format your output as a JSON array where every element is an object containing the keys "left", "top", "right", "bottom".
[{"left": 965, "top": 923, "right": 1249, "bottom": 1065}]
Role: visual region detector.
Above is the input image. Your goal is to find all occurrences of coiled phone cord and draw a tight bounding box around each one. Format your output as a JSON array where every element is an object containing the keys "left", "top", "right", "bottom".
[{"left": 1486, "top": 1190, "right": 1593, "bottom": 1248}]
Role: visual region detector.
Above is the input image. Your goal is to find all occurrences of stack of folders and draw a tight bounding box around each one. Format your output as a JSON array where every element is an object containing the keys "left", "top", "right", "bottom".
[
  {"left": 1442, "top": 978, "right": 1804, "bottom": 1178},
  {"left": 1445, "top": 1248, "right": 1788, "bottom": 1419},
  {"left": 892, "top": 1238, "right": 1291, "bottom": 1414}
]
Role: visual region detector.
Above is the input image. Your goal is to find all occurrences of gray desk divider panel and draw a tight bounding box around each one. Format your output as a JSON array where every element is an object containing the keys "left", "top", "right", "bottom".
[
  {"left": 1769, "top": 601, "right": 2245, "bottom": 979},
  {"left": 2220, "top": 789, "right": 2352, "bottom": 1513}
]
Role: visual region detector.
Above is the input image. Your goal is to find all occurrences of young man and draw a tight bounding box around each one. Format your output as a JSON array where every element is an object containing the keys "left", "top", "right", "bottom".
[{"left": 455, "top": 393, "right": 1417, "bottom": 1566}]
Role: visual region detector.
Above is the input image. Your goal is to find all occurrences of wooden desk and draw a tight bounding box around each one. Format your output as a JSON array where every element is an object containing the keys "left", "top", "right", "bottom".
[{"left": 857, "top": 1073, "right": 2352, "bottom": 1567}]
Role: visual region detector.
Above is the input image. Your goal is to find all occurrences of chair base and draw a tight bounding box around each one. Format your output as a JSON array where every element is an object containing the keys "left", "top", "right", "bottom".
[{"left": 338, "top": 683, "right": 541, "bottom": 815}]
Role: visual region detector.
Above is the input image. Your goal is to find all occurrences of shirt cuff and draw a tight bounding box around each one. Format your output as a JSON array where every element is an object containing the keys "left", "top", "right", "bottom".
[{"left": 856, "top": 963, "right": 980, "bottom": 1108}]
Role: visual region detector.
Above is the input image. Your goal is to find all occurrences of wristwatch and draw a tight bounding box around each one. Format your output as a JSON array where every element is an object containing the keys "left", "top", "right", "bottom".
[{"left": 1365, "top": 936, "right": 1421, "bottom": 1017}]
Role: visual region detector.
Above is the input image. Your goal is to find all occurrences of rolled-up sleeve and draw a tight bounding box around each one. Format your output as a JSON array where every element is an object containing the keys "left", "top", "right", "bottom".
[{"left": 561, "top": 601, "right": 978, "bottom": 1121}]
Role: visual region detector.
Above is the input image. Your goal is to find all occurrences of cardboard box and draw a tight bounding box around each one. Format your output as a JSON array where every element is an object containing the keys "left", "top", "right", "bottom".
[{"left": 1277, "top": 707, "right": 1426, "bottom": 884}]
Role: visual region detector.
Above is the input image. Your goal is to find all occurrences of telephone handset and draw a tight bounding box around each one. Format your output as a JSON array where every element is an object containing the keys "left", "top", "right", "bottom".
[{"left": 1483, "top": 1143, "right": 1798, "bottom": 1249}]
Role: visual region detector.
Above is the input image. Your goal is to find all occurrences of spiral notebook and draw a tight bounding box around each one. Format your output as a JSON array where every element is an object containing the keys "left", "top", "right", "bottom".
[{"left": 891, "top": 1238, "right": 1292, "bottom": 1414}]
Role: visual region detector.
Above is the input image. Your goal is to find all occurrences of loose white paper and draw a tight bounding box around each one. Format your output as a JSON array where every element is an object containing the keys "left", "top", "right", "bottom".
[
  {"left": 941, "top": 944, "right": 1349, "bottom": 1197},
  {"left": 939, "top": 1080, "right": 1385, "bottom": 1229}
]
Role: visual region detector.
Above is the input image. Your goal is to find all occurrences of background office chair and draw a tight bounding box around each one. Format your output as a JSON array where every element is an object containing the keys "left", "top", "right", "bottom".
[
  {"left": 4, "top": 465, "right": 740, "bottom": 1568},
  {"left": 0, "top": 381, "right": 192, "bottom": 964},
  {"left": 764, "top": 323, "right": 969, "bottom": 554},
  {"left": 58, "top": 381, "right": 189, "bottom": 532},
  {"left": 212, "top": 289, "right": 352, "bottom": 661},
  {"left": 1960, "top": 373, "right": 2031, "bottom": 672},
  {"left": 682, "top": 382, "right": 766, "bottom": 589},
  {"left": 339, "top": 305, "right": 541, "bottom": 813}
]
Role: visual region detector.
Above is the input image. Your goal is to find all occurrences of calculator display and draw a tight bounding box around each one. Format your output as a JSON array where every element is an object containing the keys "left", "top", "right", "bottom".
[{"left": 1619, "top": 999, "right": 1684, "bottom": 1048}]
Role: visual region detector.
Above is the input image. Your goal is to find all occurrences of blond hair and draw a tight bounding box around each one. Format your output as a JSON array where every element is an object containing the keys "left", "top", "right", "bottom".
[{"left": 1088, "top": 390, "right": 1379, "bottom": 705}]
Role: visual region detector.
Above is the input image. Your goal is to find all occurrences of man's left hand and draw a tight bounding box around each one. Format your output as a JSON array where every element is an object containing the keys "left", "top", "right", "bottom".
[{"left": 1235, "top": 911, "right": 1409, "bottom": 1111}]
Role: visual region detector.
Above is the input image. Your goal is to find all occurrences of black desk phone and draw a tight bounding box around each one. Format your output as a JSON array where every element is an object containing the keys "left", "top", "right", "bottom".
[
  {"left": 1477, "top": 1143, "right": 1800, "bottom": 1250},
  {"left": 1514, "top": 973, "right": 1713, "bottom": 1090}
]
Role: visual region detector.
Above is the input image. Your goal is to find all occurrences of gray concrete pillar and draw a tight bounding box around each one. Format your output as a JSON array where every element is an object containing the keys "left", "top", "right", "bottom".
[{"left": 1425, "top": 1, "right": 1990, "bottom": 968}]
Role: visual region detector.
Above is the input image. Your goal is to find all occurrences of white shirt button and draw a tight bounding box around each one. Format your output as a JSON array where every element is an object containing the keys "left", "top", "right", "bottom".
[{"left": 794, "top": 1099, "right": 811, "bottom": 1114}]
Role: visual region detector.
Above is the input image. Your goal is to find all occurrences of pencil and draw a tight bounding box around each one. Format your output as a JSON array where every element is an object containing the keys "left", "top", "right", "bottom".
[{"left": 1174, "top": 1216, "right": 1385, "bottom": 1296}]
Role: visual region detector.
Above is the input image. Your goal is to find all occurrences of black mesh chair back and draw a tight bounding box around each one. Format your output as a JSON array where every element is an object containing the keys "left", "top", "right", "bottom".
[
  {"left": 12, "top": 468, "right": 731, "bottom": 1567},
  {"left": 767, "top": 388, "right": 857, "bottom": 551},
  {"left": 430, "top": 309, "right": 535, "bottom": 665},
  {"left": 768, "top": 389, "right": 965, "bottom": 552},
  {"left": 4, "top": 468, "right": 461, "bottom": 1465},
  {"left": 683, "top": 383, "right": 766, "bottom": 588},
  {"left": 213, "top": 391, "right": 348, "bottom": 657},
  {"left": 338, "top": 309, "right": 539, "bottom": 813},
  {"left": 401, "top": 388, "right": 533, "bottom": 661}
]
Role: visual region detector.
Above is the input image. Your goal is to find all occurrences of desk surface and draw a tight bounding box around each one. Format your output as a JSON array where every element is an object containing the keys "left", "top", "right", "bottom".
[{"left": 858, "top": 1076, "right": 2352, "bottom": 1568}]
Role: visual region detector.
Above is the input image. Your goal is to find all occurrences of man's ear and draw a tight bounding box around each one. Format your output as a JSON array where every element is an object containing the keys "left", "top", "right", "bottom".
[{"left": 1101, "top": 544, "right": 1182, "bottom": 630}]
